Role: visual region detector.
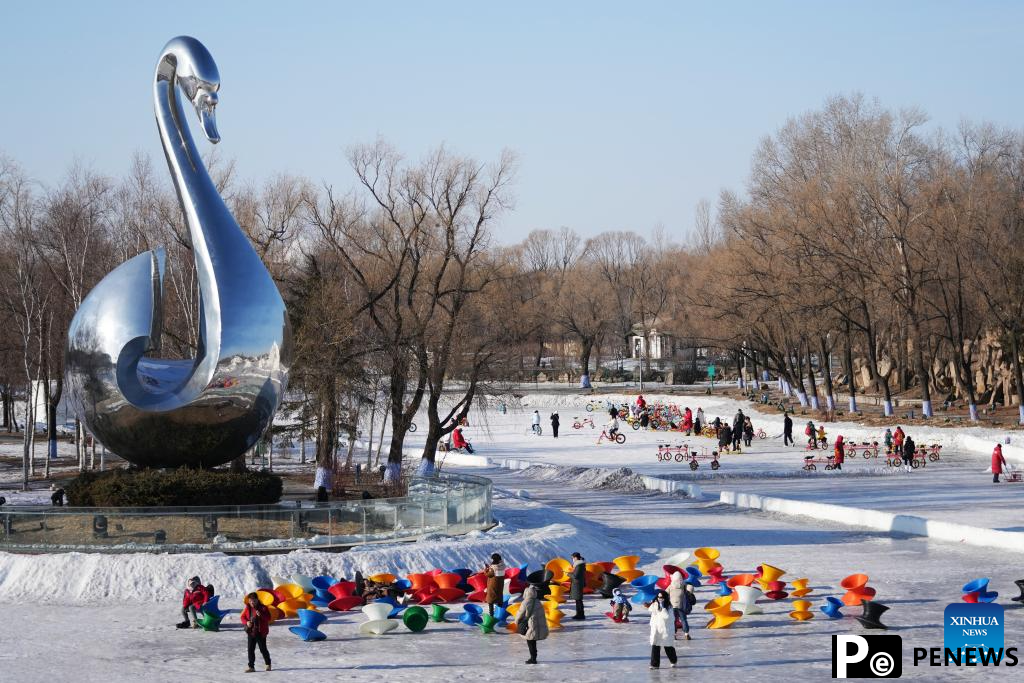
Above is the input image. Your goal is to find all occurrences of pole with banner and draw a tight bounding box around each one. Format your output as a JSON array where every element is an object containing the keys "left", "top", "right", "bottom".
[{"left": 707, "top": 364, "right": 716, "bottom": 391}]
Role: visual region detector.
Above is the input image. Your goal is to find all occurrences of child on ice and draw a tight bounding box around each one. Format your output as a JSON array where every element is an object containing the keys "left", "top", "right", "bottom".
[
  {"left": 609, "top": 588, "right": 632, "bottom": 622},
  {"left": 667, "top": 571, "right": 694, "bottom": 640},
  {"left": 241, "top": 592, "right": 272, "bottom": 672},
  {"left": 177, "top": 576, "right": 210, "bottom": 629}
]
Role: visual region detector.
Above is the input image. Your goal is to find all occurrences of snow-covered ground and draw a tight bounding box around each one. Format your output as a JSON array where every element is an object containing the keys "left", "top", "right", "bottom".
[{"left": 2, "top": 390, "right": 1023, "bottom": 681}]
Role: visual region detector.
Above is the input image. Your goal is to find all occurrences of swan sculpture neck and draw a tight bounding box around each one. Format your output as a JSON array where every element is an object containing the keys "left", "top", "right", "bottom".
[
  {"left": 64, "top": 36, "right": 291, "bottom": 468},
  {"left": 150, "top": 36, "right": 228, "bottom": 400}
]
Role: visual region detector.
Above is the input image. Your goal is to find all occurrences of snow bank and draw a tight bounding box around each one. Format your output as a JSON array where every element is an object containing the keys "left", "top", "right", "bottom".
[
  {"left": 0, "top": 494, "right": 615, "bottom": 606},
  {"left": 719, "top": 490, "right": 1024, "bottom": 553},
  {"left": 494, "top": 458, "right": 704, "bottom": 499},
  {"left": 438, "top": 452, "right": 491, "bottom": 467}
]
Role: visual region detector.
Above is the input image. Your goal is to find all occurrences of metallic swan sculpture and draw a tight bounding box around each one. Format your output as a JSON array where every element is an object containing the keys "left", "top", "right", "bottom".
[{"left": 66, "top": 36, "right": 291, "bottom": 468}]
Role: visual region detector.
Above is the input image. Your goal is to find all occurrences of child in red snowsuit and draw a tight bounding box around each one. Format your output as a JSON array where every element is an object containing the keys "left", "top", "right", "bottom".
[
  {"left": 177, "top": 576, "right": 210, "bottom": 629},
  {"left": 241, "top": 592, "right": 272, "bottom": 672}
]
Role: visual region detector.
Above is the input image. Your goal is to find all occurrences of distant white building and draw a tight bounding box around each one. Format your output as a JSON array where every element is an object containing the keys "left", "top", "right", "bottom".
[{"left": 629, "top": 318, "right": 706, "bottom": 361}]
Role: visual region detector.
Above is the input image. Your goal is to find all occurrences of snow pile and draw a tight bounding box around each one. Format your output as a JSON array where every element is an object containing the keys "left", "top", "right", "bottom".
[
  {"left": 504, "top": 463, "right": 650, "bottom": 492},
  {"left": 495, "top": 458, "right": 704, "bottom": 499}
]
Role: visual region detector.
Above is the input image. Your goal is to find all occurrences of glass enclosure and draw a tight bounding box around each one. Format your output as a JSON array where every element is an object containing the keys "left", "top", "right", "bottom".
[{"left": 0, "top": 472, "right": 492, "bottom": 553}]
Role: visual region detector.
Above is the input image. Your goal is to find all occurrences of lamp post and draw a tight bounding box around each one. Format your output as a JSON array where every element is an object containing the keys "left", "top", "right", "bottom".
[{"left": 637, "top": 334, "right": 644, "bottom": 392}]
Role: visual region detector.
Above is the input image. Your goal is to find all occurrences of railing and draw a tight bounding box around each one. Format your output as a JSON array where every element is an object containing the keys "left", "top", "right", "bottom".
[{"left": 0, "top": 471, "right": 492, "bottom": 554}]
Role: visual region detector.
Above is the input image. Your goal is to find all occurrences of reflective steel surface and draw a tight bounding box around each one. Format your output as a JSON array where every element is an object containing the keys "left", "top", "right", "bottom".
[{"left": 65, "top": 36, "right": 291, "bottom": 468}]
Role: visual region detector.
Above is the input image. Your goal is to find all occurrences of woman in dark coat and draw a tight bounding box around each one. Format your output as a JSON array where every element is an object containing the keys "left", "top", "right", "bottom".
[
  {"left": 902, "top": 435, "right": 916, "bottom": 470},
  {"left": 718, "top": 423, "right": 732, "bottom": 452},
  {"left": 569, "top": 552, "right": 587, "bottom": 620},
  {"left": 550, "top": 412, "right": 560, "bottom": 438}
]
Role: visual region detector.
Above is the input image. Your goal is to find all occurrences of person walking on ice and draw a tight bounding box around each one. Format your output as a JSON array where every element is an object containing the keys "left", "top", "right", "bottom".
[
  {"left": 833, "top": 434, "right": 845, "bottom": 471},
  {"left": 647, "top": 590, "right": 679, "bottom": 668},
  {"left": 531, "top": 410, "right": 541, "bottom": 435},
  {"left": 241, "top": 592, "right": 272, "bottom": 672},
  {"left": 514, "top": 583, "right": 549, "bottom": 664},
  {"left": 718, "top": 422, "right": 732, "bottom": 453},
  {"left": 902, "top": 435, "right": 916, "bottom": 471},
  {"left": 570, "top": 552, "right": 587, "bottom": 620},
  {"left": 783, "top": 411, "right": 793, "bottom": 446},
  {"left": 992, "top": 443, "right": 1008, "bottom": 483},
  {"left": 484, "top": 553, "right": 506, "bottom": 617},
  {"left": 550, "top": 411, "right": 560, "bottom": 438},
  {"left": 667, "top": 570, "right": 693, "bottom": 640},
  {"left": 892, "top": 426, "right": 905, "bottom": 457}
]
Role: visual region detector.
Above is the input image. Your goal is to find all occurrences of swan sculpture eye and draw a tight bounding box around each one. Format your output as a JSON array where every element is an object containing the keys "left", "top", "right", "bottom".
[{"left": 197, "top": 88, "right": 218, "bottom": 109}]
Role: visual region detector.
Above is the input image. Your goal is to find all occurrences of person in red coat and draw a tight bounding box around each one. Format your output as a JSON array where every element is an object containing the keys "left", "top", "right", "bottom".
[
  {"left": 833, "top": 435, "right": 845, "bottom": 471},
  {"left": 177, "top": 576, "right": 210, "bottom": 629},
  {"left": 452, "top": 427, "right": 474, "bottom": 453},
  {"left": 892, "top": 426, "right": 905, "bottom": 455},
  {"left": 992, "top": 444, "right": 1008, "bottom": 483},
  {"left": 241, "top": 592, "right": 272, "bottom": 672},
  {"left": 682, "top": 407, "right": 693, "bottom": 435}
]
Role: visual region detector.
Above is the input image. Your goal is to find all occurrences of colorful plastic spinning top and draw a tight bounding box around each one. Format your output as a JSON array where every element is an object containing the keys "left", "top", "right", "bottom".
[
  {"left": 820, "top": 596, "right": 844, "bottom": 619},
  {"left": 789, "top": 600, "right": 814, "bottom": 621}
]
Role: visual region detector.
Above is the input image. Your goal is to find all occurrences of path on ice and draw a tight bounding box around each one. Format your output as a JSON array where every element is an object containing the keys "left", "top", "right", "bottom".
[{"left": 418, "top": 392, "right": 1024, "bottom": 532}]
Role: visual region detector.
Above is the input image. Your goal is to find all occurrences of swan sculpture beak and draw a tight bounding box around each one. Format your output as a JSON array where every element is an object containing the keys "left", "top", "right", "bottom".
[{"left": 195, "top": 87, "right": 220, "bottom": 143}]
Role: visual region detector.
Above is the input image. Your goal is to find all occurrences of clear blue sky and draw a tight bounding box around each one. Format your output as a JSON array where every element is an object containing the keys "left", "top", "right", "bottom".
[{"left": 2, "top": 1, "right": 1022, "bottom": 243}]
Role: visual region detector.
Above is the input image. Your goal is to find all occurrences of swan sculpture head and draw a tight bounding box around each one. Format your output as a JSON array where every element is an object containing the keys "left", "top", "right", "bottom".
[
  {"left": 64, "top": 36, "right": 291, "bottom": 469},
  {"left": 157, "top": 36, "right": 221, "bottom": 143}
]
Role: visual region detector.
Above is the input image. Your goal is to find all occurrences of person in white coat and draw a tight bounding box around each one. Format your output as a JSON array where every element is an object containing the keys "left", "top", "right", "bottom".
[
  {"left": 648, "top": 590, "right": 679, "bottom": 668},
  {"left": 513, "top": 583, "right": 549, "bottom": 664},
  {"left": 531, "top": 410, "right": 541, "bottom": 435}
]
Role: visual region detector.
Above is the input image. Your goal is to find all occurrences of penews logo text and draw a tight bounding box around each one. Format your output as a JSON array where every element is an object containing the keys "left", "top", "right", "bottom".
[{"left": 917, "top": 603, "right": 1017, "bottom": 667}]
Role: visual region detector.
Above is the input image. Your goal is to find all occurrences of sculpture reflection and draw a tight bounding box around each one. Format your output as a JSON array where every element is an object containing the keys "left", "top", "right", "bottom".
[{"left": 65, "top": 36, "right": 291, "bottom": 468}]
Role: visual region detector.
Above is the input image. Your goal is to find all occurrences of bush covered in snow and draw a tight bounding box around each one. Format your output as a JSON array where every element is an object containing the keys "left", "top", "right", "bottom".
[{"left": 65, "top": 468, "right": 283, "bottom": 507}]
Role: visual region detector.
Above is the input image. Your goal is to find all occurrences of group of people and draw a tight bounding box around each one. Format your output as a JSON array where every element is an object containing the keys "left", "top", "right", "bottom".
[
  {"left": 539, "top": 397, "right": 724, "bottom": 442},
  {"left": 181, "top": 569, "right": 427, "bottom": 672},
  {"left": 882, "top": 426, "right": 919, "bottom": 471},
  {"left": 802, "top": 419, "right": 829, "bottom": 449},
  {"left": 181, "top": 575, "right": 274, "bottom": 672},
  {"left": 509, "top": 551, "right": 695, "bottom": 669},
  {"left": 707, "top": 409, "right": 757, "bottom": 452},
  {"left": 631, "top": 397, "right": 710, "bottom": 438},
  {"left": 209, "top": 551, "right": 698, "bottom": 671}
]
